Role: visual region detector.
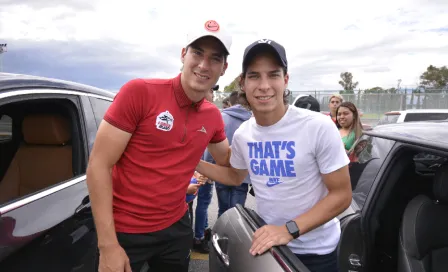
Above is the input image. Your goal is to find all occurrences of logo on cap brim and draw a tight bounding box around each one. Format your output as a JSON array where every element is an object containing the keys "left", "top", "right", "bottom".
[{"left": 204, "top": 20, "right": 220, "bottom": 32}]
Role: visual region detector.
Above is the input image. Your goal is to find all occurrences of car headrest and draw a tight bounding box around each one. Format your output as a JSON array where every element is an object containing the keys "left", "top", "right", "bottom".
[
  {"left": 433, "top": 162, "right": 448, "bottom": 204},
  {"left": 22, "top": 114, "right": 71, "bottom": 145}
]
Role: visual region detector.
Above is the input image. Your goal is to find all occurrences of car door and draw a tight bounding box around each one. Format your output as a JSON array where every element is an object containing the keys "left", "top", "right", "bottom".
[
  {"left": 210, "top": 204, "right": 310, "bottom": 272},
  {"left": 0, "top": 90, "right": 97, "bottom": 272},
  {"left": 338, "top": 135, "right": 396, "bottom": 272}
]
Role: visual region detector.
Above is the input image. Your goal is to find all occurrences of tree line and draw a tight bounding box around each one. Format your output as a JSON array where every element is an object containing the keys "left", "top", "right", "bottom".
[
  {"left": 339, "top": 65, "right": 448, "bottom": 94},
  {"left": 222, "top": 65, "right": 448, "bottom": 94}
]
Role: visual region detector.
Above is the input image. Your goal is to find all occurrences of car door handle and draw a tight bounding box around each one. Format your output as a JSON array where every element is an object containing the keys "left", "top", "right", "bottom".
[
  {"left": 75, "top": 196, "right": 91, "bottom": 214},
  {"left": 212, "top": 233, "right": 230, "bottom": 267}
]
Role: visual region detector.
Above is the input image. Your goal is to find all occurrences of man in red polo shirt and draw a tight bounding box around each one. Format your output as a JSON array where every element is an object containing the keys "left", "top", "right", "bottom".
[{"left": 86, "top": 19, "right": 232, "bottom": 272}]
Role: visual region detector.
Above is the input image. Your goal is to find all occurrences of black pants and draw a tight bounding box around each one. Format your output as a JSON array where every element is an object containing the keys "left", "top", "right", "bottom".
[
  {"left": 295, "top": 250, "right": 338, "bottom": 272},
  {"left": 95, "top": 211, "right": 193, "bottom": 272}
]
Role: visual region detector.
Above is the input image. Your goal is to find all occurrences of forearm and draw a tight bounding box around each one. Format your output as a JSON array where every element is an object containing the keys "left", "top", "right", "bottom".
[
  {"left": 292, "top": 189, "right": 351, "bottom": 235},
  {"left": 196, "top": 160, "right": 243, "bottom": 186},
  {"left": 86, "top": 163, "right": 118, "bottom": 248}
]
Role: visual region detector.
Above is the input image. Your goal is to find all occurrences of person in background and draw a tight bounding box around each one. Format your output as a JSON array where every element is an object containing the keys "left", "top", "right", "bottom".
[
  {"left": 87, "top": 19, "right": 232, "bottom": 272},
  {"left": 336, "top": 101, "right": 363, "bottom": 153},
  {"left": 189, "top": 85, "right": 218, "bottom": 253},
  {"left": 326, "top": 93, "right": 343, "bottom": 124},
  {"left": 222, "top": 97, "right": 231, "bottom": 109},
  {"left": 205, "top": 90, "right": 252, "bottom": 219},
  {"left": 293, "top": 94, "right": 320, "bottom": 112},
  {"left": 196, "top": 38, "right": 351, "bottom": 272},
  {"left": 187, "top": 171, "right": 207, "bottom": 225}
]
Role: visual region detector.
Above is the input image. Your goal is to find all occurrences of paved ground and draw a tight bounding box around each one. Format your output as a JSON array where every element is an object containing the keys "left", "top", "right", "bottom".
[{"left": 188, "top": 184, "right": 256, "bottom": 272}]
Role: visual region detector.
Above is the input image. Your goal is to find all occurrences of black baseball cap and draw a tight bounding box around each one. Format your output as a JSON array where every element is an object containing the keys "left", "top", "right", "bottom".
[
  {"left": 293, "top": 95, "right": 320, "bottom": 112},
  {"left": 242, "top": 39, "right": 288, "bottom": 71}
]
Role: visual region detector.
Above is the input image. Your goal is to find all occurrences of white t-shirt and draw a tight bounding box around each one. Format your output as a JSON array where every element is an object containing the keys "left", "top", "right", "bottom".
[{"left": 230, "top": 106, "right": 350, "bottom": 255}]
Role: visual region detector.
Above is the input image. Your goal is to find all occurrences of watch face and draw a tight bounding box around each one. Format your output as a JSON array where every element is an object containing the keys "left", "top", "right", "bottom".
[{"left": 287, "top": 221, "right": 298, "bottom": 233}]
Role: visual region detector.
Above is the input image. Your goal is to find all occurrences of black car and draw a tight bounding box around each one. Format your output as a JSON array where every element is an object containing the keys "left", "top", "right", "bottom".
[
  {"left": 211, "top": 121, "right": 448, "bottom": 272},
  {"left": 0, "top": 73, "right": 114, "bottom": 271}
]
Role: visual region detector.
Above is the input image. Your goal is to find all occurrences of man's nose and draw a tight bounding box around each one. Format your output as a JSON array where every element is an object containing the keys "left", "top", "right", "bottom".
[
  {"left": 198, "top": 57, "right": 211, "bottom": 70},
  {"left": 258, "top": 76, "right": 270, "bottom": 91}
]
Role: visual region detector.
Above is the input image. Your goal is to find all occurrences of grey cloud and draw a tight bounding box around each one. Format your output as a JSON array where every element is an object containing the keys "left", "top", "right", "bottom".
[{"left": 1, "top": 39, "right": 181, "bottom": 90}]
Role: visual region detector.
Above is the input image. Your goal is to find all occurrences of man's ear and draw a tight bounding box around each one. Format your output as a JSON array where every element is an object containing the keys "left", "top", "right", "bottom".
[
  {"left": 284, "top": 73, "right": 289, "bottom": 88},
  {"left": 221, "top": 62, "right": 228, "bottom": 76},
  {"left": 181, "top": 48, "right": 187, "bottom": 64},
  {"left": 239, "top": 74, "right": 245, "bottom": 92}
]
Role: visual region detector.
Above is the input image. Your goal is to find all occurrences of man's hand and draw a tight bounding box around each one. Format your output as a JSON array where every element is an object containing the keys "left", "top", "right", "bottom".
[
  {"left": 249, "top": 225, "right": 293, "bottom": 256},
  {"left": 194, "top": 172, "right": 209, "bottom": 185},
  {"left": 98, "top": 244, "right": 132, "bottom": 272}
]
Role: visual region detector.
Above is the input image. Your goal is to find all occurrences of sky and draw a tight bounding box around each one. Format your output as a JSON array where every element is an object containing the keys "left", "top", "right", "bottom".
[{"left": 0, "top": 0, "right": 447, "bottom": 92}]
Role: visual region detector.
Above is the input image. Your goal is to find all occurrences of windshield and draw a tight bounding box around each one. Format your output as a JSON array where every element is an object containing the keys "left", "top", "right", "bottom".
[
  {"left": 349, "top": 135, "right": 395, "bottom": 210},
  {"left": 377, "top": 114, "right": 400, "bottom": 126}
]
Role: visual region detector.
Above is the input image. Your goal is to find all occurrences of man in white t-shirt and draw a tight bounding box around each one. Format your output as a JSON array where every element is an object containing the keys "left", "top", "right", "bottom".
[{"left": 196, "top": 39, "right": 352, "bottom": 272}]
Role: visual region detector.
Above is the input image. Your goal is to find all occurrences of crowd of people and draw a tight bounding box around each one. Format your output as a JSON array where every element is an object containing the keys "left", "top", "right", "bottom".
[{"left": 86, "top": 19, "right": 364, "bottom": 272}]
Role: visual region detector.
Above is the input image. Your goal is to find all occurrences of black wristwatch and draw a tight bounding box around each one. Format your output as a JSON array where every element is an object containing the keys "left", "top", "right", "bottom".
[{"left": 286, "top": 220, "right": 300, "bottom": 239}]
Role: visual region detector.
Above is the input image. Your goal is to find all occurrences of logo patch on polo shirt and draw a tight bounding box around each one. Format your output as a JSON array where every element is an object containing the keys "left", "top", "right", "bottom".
[{"left": 156, "top": 111, "right": 174, "bottom": 131}]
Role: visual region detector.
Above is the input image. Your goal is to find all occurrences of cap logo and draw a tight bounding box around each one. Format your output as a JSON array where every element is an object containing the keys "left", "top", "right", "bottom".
[
  {"left": 205, "top": 20, "right": 220, "bottom": 32},
  {"left": 258, "top": 39, "right": 272, "bottom": 44}
]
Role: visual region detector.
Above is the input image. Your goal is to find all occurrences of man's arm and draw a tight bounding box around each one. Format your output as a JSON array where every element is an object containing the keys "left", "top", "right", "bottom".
[
  {"left": 291, "top": 165, "right": 351, "bottom": 234},
  {"left": 86, "top": 78, "right": 147, "bottom": 250},
  {"left": 86, "top": 121, "right": 132, "bottom": 248},
  {"left": 206, "top": 139, "right": 231, "bottom": 166},
  {"left": 196, "top": 160, "right": 247, "bottom": 186}
]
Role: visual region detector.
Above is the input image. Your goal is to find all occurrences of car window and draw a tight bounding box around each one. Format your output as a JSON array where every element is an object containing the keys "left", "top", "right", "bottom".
[
  {"left": 414, "top": 152, "right": 447, "bottom": 175},
  {"left": 349, "top": 135, "right": 395, "bottom": 210},
  {"left": 0, "top": 115, "right": 12, "bottom": 142},
  {"left": 377, "top": 114, "right": 400, "bottom": 125},
  {"left": 0, "top": 97, "right": 87, "bottom": 207},
  {"left": 403, "top": 112, "right": 448, "bottom": 122},
  {"left": 89, "top": 97, "right": 112, "bottom": 126}
]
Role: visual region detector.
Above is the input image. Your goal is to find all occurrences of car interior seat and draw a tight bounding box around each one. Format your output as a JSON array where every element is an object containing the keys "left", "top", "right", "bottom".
[
  {"left": 0, "top": 114, "right": 73, "bottom": 204},
  {"left": 397, "top": 162, "right": 448, "bottom": 272}
]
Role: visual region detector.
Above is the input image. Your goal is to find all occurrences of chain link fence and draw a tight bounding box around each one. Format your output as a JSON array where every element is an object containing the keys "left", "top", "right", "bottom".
[
  {"left": 214, "top": 90, "right": 448, "bottom": 126},
  {"left": 290, "top": 90, "right": 448, "bottom": 126}
]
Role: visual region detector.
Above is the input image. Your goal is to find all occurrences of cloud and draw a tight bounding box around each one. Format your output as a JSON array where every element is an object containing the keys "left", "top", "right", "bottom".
[
  {"left": 2, "top": 39, "right": 179, "bottom": 90},
  {"left": 0, "top": 0, "right": 447, "bottom": 92}
]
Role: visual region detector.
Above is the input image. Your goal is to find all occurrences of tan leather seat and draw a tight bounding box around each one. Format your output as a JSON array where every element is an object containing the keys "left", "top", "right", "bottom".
[{"left": 0, "top": 114, "right": 73, "bottom": 204}]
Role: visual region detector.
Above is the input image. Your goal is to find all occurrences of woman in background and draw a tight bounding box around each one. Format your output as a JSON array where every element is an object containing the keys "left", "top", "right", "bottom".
[{"left": 336, "top": 101, "right": 363, "bottom": 153}]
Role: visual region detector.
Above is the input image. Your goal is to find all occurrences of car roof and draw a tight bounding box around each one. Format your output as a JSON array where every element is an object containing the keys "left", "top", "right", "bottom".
[
  {"left": 384, "top": 109, "right": 448, "bottom": 115},
  {"left": 365, "top": 121, "right": 448, "bottom": 150},
  {"left": 0, "top": 72, "right": 116, "bottom": 99}
]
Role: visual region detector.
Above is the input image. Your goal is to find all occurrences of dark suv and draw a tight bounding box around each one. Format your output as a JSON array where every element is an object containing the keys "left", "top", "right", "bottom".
[{"left": 0, "top": 73, "right": 114, "bottom": 271}]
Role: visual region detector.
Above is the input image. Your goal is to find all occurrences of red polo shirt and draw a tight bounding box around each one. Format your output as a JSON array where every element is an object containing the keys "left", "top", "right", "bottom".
[{"left": 104, "top": 73, "right": 226, "bottom": 233}]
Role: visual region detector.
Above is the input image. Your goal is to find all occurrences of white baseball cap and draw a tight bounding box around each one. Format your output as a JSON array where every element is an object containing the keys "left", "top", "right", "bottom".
[{"left": 186, "top": 19, "right": 232, "bottom": 55}]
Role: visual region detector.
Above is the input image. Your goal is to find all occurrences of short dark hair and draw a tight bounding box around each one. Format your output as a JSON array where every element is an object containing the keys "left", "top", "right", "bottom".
[
  {"left": 293, "top": 95, "right": 320, "bottom": 112},
  {"left": 228, "top": 91, "right": 239, "bottom": 106}
]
